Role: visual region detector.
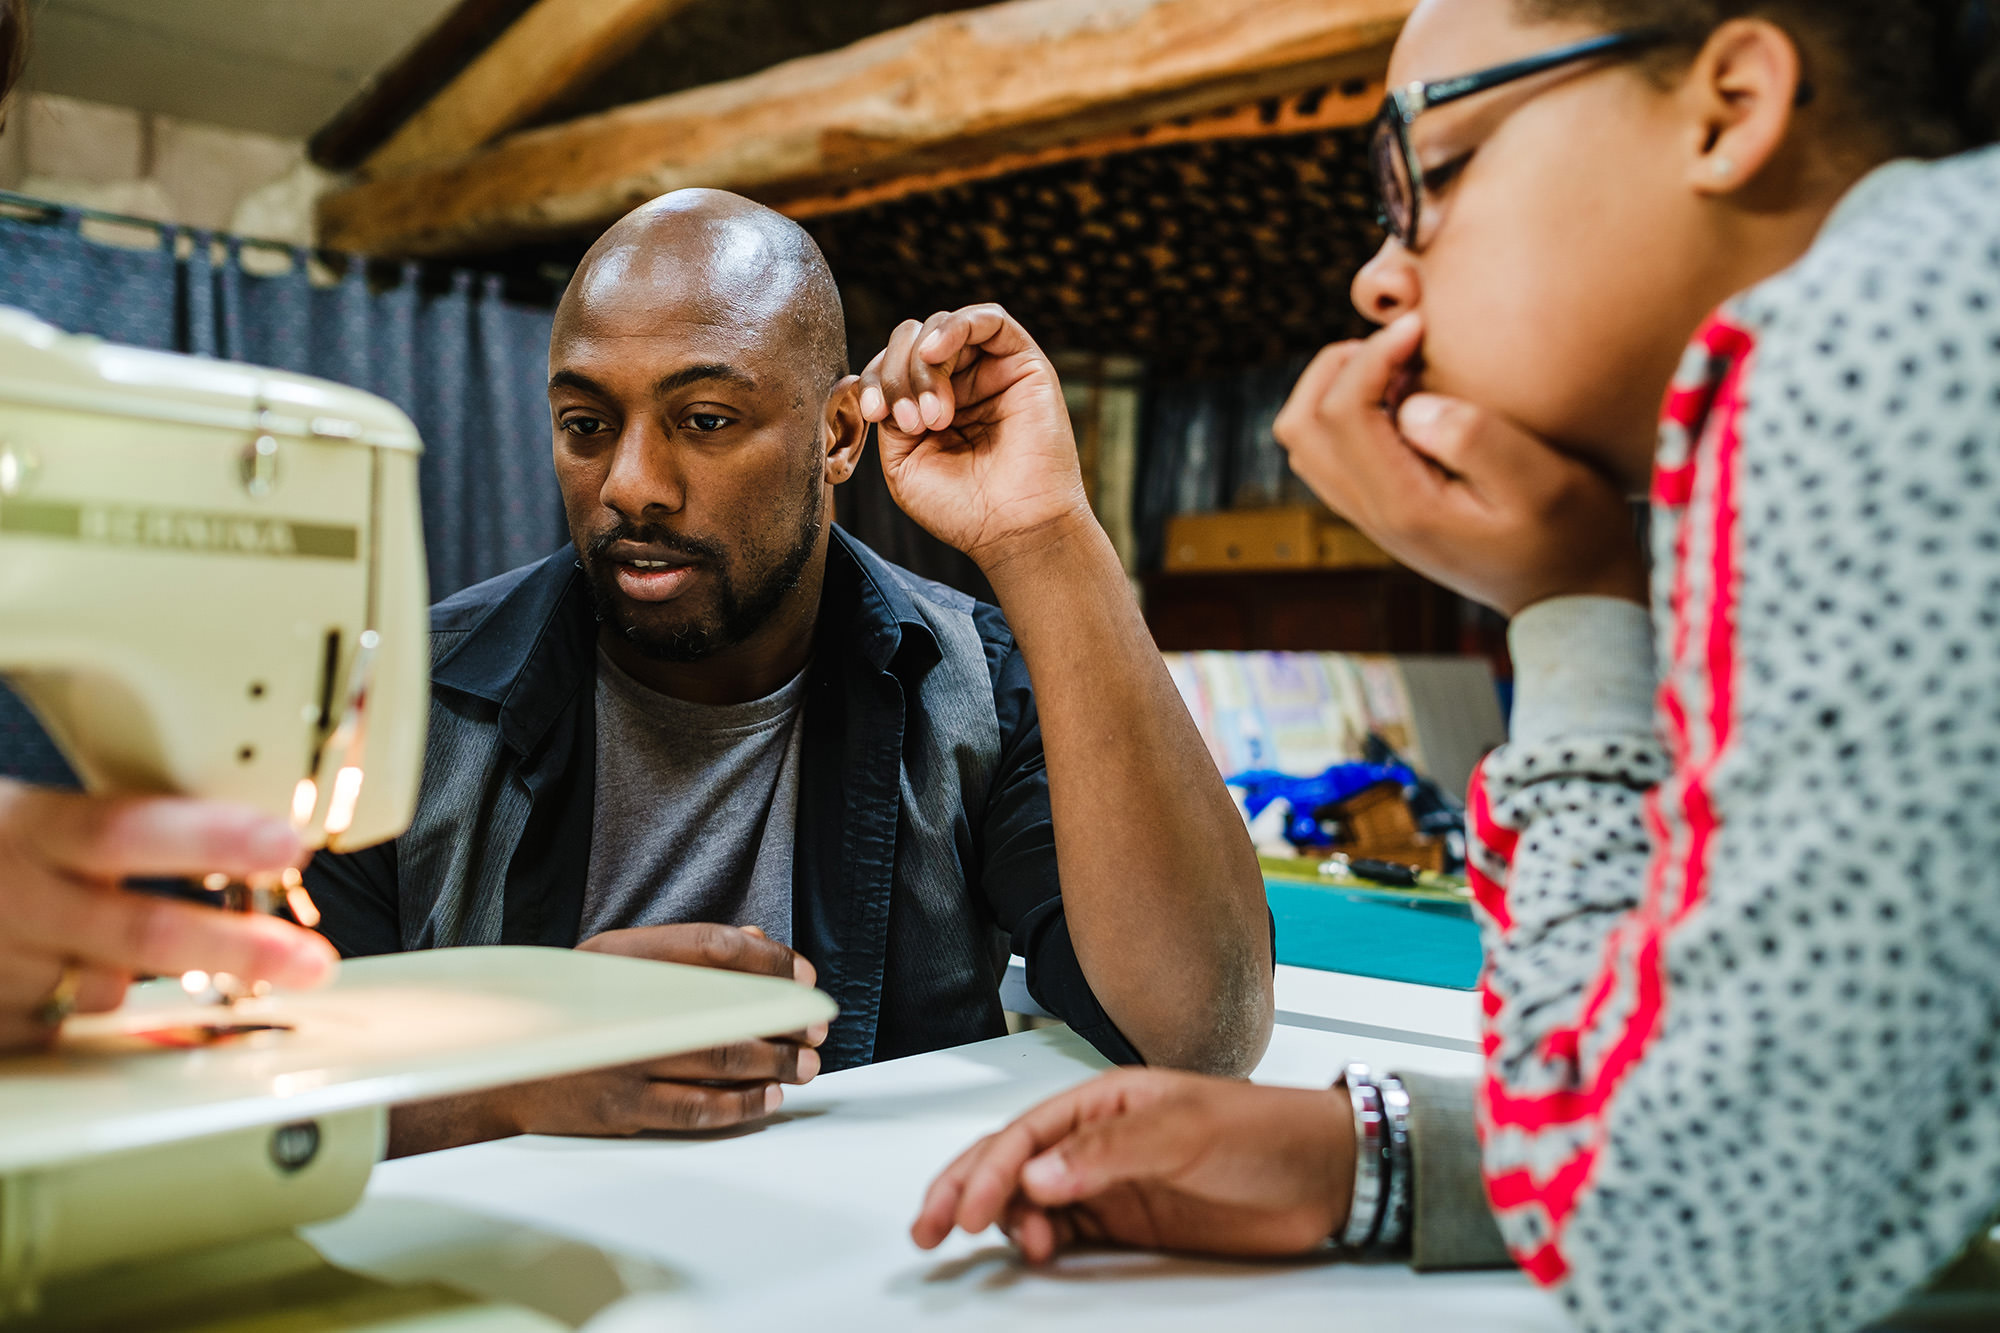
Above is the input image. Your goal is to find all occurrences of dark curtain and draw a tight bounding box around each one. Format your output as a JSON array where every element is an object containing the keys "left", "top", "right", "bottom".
[{"left": 0, "top": 205, "right": 563, "bottom": 786}]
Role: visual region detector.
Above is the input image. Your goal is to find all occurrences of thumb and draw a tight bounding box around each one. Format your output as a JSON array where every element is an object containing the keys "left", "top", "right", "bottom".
[{"left": 1018, "top": 1108, "right": 1202, "bottom": 1206}]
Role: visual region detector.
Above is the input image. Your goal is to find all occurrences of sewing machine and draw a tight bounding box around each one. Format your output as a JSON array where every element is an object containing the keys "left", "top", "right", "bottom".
[{"left": 0, "top": 308, "right": 836, "bottom": 1329}]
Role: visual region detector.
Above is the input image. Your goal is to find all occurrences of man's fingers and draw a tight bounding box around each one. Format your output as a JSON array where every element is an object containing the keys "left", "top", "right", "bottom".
[
  {"left": 579, "top": 923, "right": 800, "bottom": 980},
  {"left": 638, "top": 1079, "right": 783, "bottom": 1133},
  {"left": 641, "top": 1039, "right": 818, "bottom": 1086},
  {"left": 1, "top": 783, "right": 303, "bottom": 881},
  {"left": 907, "top": 311, "right": 960, "bottom": 431},
  {"left": 24, "top": 886, "right": 337, "bottom": 988},
  {"left": 915, "top": 304, "right": 1030, "bottom": 368},
  {"left": 1002, "top": 1197, "right": 1062, "bottom": 1266}
]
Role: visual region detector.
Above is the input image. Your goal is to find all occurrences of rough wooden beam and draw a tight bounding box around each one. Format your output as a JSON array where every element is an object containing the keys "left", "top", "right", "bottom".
[
  {"left": 309, "top": 0, "right": 539, "bottom": 172},
  {"left": 363, "top": 0, "right": 707, "bottom": 176},
  {"left": 320, "top": 0, "right": 1413, "bottom": 257}
]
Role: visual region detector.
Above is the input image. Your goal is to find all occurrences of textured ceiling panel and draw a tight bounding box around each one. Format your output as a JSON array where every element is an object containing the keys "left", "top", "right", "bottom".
[{"left": 809, "top": 125, "right": 1385, "bottom": 372}]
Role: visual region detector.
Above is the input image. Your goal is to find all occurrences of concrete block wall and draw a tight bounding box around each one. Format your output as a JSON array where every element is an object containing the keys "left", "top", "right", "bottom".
[{"left": 0, "top": 92, "right": 334, "bottom": 245}]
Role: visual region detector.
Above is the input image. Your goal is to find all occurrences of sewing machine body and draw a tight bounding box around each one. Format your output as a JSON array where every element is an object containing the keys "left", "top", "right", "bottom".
[
  {"left": 0, "top": 305, "right": 427, "bottom": 851},
  {"left": 0, "top": 310, "right": 839, "bottom": 1328}
]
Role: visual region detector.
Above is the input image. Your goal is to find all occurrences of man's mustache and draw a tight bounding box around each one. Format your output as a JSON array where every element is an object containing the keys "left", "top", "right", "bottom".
[{"left": 586, "top": 522, "right": 727, "bottom": 567}]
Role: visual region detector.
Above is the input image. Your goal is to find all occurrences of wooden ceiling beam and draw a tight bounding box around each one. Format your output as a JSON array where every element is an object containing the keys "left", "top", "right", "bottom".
[
  {"left": 363, "top": 0, "right": 708, "bottom": 176},
  {"left": 319, "top": 0, "right": 1414, "bottom": 258}
]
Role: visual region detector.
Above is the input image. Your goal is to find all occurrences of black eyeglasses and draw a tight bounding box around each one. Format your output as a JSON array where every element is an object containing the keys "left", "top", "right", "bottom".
[{"left": 1370, "top": 28, "right": 1673, "bottom": 251}]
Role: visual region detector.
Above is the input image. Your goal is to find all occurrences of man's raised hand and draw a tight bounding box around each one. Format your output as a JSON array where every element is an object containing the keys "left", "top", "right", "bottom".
[{"left": 856, "top": 305, "right": 1093, "bottom": 572}]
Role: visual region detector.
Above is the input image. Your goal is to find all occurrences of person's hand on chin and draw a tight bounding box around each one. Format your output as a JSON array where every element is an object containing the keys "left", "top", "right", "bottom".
[
  {"left": 1274, "top": 312, "right": 1647, "bottom": 618},
  {"left": 912, "top": 1069, "right": 1355, "bottom": 1263}
]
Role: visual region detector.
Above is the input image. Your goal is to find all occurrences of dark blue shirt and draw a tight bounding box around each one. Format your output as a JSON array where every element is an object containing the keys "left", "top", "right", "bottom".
[{"left": 306, "top": 527, "right": 1139, "bottom": 1072}]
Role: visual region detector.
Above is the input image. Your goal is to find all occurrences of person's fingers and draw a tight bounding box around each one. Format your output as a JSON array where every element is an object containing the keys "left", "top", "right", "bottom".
[
  {"left": 1002, "top": 1196, "right": 1062, "bottom": 1266},
  {"left": 874, "top": 320, "right": 927, "bottom": 437},
  {"left": 638, "top": 1079, "right": 783, "bottom": 1133},
  {"left": 913, "top": 1133, "right": 999, "bottom": 1249},
  {"left": 641, "top": 1039, "right": 818, "bottom": 1086},
  {"left": 857, "top": 348, "right": 891, "bottom": 424},
  {"left": 1017, "top": 1104, "right": 1207, "bottom": 1209},
  {"left": 908, "top": 311, "right": 960, "bottom": 431},
  {"left": 1274, "top": 341, "right": 1364, "bottom": 448},
  {"left": 0, "top": 949, "right": 108, "bottom": 1008},
  {"left": 914, "top": 303, "right": 1034, "bottom": 370},
  {"left": 578, "top": 923, "right": 800, "bottom": 980},
  {"left": 20, "top": 885, "right": 337, "bottom": 988},
  {"left": 0, "top": 783, "right": 304, "bottom": 881},
  {"left": 1322, "top": 311, "right": 1424, "bottom": 420}
]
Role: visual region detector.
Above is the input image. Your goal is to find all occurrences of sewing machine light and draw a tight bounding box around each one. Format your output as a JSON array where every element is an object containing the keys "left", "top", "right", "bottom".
[
  {"left": 324, "top": 766, "right": 364, "bottom": 836},
  {"left": 291, "top": 777, "right": 318, "bottom": 824}
]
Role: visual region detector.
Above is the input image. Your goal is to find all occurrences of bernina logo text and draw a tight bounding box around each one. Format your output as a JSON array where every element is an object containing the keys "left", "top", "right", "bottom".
[{"left": 0, "top": 499, "right": 358, "bottom": 560}]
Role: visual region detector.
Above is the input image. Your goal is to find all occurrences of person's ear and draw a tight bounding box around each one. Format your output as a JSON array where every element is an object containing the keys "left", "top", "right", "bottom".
[
  {"left": 822, "top": 375, "right": 868, "bottom": 486},
  {"left": 1681, "top": 18, "right": 1805, "bottom": 195}
]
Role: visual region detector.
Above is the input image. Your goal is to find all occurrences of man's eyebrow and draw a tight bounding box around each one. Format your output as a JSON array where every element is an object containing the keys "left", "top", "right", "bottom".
[
  {"left": 547, "top": 368, "right": 608, "bottom": 396},
  {"left": 654, "top": 363, "right": 758, "bottom": 396}
]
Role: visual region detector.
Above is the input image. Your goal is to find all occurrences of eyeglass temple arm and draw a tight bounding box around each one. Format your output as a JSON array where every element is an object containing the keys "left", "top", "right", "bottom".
[{"left": 1405, "top": 27, "right": 1674, "bottom": 117}]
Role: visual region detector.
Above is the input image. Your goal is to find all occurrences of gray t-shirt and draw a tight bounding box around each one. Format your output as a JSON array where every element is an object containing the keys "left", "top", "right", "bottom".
[{"left": 579, "top": 648, "right": 805, "bottom": 945}]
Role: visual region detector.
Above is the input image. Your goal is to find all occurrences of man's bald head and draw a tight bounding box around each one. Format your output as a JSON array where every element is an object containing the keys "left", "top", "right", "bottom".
[{"left": 558, "top": 188, "right": 848, "bottom": 391}]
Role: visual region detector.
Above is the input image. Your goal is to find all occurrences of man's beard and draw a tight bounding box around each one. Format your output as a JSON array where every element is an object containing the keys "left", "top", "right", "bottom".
[{"left": 583, "top": 474, "right": 823, "bottom": 664}]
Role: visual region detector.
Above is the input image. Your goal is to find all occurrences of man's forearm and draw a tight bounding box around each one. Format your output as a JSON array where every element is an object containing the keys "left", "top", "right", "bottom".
[
  {"left": 387, "top": 1090, "right": 518, "bottom": 1159},
  {"left": 978, "top": 514, "right": 1273, "bottom": 1075}
]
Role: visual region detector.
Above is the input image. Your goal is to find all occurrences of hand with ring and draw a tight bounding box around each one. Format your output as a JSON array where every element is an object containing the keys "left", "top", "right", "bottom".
[{"left": 0, "top": 778, "right": 339, "bottom": 1052}]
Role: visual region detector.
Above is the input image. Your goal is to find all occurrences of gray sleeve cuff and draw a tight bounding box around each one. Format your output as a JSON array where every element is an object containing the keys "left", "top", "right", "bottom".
[
  {"left": 1507, "top": 596, "right": 1656, "bottom": 748},
  {"left": 1393, "top": 1071, "right": 1514, "bottom": 1272}
]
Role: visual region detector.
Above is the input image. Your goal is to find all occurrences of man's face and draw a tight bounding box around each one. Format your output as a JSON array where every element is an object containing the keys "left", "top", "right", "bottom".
[{"left": 549, "top": 253, "right": 829, "bottom": 663}]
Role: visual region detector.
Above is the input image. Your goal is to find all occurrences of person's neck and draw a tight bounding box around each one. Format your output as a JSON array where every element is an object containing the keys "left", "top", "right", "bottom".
[{"left": 600, "top": 552, "right": 826, "bottom": 707}]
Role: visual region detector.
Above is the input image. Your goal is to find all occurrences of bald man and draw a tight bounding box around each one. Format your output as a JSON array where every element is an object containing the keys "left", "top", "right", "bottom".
[{"left": 305, "top": 191, "right": 1272, "bottom": 1156}]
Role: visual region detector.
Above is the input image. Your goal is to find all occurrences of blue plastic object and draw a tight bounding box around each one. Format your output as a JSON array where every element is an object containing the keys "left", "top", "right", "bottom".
[{"left": 1231, "top": 763, "right": 1419, "bottom": 850}]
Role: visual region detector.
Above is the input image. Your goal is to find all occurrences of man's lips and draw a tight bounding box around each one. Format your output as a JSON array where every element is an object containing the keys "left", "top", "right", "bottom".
[
  {"left": 1386, "top": 352, "right": 1427, "bottom": 414},
  {"left": 602, "top": 545, "right": 704, "bottom": 603}
]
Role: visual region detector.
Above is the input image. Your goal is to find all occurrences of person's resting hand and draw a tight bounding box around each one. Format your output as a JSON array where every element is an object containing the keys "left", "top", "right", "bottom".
[
  {"left": 0, "top": 777, "right": 337, "bottom": 1052},
  {"left": 1273, "top": 312, "right": 1646, "bottom": 618},
  {"left": 480, "top": 924, "right": 828, "bottom": 1138},
  {"left": 912, "top": 1069, "right": 1355, "bottom": 1263},
  {"left": 856, "top": 303, "right": 1094, "bottom": 573}
]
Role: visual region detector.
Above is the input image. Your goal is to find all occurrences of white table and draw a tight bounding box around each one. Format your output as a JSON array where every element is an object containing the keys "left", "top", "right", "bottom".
[{"left": 306, "top": 1009, "right": 1570, "bottom": 1332}]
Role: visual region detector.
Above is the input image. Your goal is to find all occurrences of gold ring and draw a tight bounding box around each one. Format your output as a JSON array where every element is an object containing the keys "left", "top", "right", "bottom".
[{"left": 31, "top": 960, "right": 83, "bottom": 1029}]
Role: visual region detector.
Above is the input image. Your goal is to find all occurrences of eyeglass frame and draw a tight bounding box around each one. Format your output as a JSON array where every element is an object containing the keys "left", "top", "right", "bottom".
[{"left": 1371, "top": 28, "right": 1675, "bottom": 251}]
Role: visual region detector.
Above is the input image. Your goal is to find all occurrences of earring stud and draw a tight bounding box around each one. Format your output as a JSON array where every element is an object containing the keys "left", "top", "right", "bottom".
[{"left": 1711, "top": 156, "right": 1735, "bottom": 179}]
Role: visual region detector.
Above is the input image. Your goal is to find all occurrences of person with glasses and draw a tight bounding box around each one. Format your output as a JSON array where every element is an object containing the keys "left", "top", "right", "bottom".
[{"left": 907, "top": 2, "right": 2000, "bottom": 1330}]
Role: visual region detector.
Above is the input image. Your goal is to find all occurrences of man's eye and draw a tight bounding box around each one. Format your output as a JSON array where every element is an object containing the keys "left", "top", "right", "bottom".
[
  {"left": 562, "top": 416, "right": 609, "bottom": 438},
  {"left": 686, "top": 413, "right": 732, "bottom": 433}
]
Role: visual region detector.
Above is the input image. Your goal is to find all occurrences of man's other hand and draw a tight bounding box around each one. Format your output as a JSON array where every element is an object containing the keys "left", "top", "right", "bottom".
[
  {"left": 491, "top": 924, "right": 827, "bottom": 1137},
  {"left": 856, "top": 304, "right": 1095, "bottom": 573},
  {"left": 0, "top": 778, "right": 336, "bottom": 1052},
  {"left": 912, "top": 1069, "right": 1354, "bottom": 1263}
]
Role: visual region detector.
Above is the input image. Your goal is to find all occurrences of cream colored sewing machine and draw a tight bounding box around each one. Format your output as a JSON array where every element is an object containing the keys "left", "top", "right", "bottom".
[{"left": 0, "top": 309, "right": 836, "bottom": 1329}]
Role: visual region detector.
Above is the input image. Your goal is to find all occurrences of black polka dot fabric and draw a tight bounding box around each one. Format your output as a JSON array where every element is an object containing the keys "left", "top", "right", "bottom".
[{"left": 1468, "top": 147, "right": 2000, "bottom": 1332}]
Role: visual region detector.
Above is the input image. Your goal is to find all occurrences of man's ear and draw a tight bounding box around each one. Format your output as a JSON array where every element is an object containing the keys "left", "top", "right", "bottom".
[
  {"left": 1681, "top": 18, "right": 1806, "bottom": 196},
  {"left": 822, "top": 375, "right": 868, "bottom": 485}
]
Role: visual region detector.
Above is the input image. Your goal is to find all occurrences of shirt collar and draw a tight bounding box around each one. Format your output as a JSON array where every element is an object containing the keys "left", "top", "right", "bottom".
[
  {"left": 430, "top": 527, "right": 944, "bottom": 755},
  {"left": 1823, "top": 157, "right": 1929, "bottom": 238}
]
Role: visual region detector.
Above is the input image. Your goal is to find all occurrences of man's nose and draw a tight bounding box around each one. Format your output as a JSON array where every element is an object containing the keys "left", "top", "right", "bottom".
[
  {"left": 1351, "top": 239, "right": 1421, "bottom": 327},
  {"left": 599, "top": 425, "right": 686, "bottom": 519}
]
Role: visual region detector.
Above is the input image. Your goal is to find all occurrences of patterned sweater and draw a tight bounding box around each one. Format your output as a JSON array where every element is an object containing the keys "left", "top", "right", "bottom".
[{"left": 1423, "top": 149, "right": 2000, "bottom": 1330}]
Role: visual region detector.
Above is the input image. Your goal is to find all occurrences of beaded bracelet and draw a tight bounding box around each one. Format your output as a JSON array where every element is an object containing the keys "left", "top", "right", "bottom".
[{"left": 1338, "top": 1062, "right": 1389, "bottom": 1250}]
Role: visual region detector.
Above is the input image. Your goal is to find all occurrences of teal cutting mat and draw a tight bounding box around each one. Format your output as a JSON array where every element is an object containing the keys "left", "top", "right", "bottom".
[{"left": 1266, "top": 877, "right": 1486, "bottom": 990}]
